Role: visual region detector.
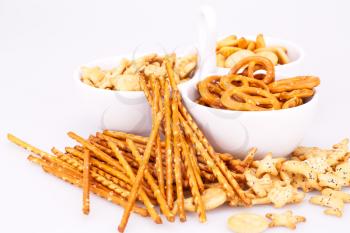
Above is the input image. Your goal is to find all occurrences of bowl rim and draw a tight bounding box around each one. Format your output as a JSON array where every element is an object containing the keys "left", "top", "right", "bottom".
[{"left": 217, "top": 34, "right": 305, "bottom": 69}]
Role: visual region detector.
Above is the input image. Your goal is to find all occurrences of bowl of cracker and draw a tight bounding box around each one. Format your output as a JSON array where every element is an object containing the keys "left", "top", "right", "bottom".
[
  {"left": 180, "top": 56, "right": 320, "bottom": 158},
  {"left": 74, "top": 52, "right": 197, "bottom": 136}
]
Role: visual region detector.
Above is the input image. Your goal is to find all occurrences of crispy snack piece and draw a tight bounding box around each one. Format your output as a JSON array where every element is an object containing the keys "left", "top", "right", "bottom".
[
  {"left": 252, "top": 153, "right": 285, "bottom": 177},
  {"left": 227, "top": 213, "right": 269, "bottom": 233},
  {"left": 198, "top": 75, "right": 223, "bottom": 107},
  {"left": 219, "top": 46, "right": 242, "bottom": 58},
  {"left": 230, "top": 56, "right": 275, "bottom": 84},
  {"left": 184, "top": 187, "right": 226, "bottom": 212},
  {"left": 322, "top": 188, "right": 350, "bottom": 203},
  {"left": 268, "top": 76, "right": 320, "bottom": 93},
  {"left": 318, "top": 173, "right": 347, "bottom": 190},
  {"left": 163, "top": 79, "right": 174, "bottom": 209},
  {"left": 118, "top": 112, "right": 163, "bottom": 233},
  {"left": 126, "top": 139, "right": 174, "bottom": 222},
  {"left": 244, "top": 171, "right": 273, "bottom": 198},
  {"left": 255, "top": 51, "right": 278, "bottom": 65},
  {"left": 219, "top": 74, "right": 269, "bottom": 91},
  {"left": 150, "top": 77, "right": 165, "bottom": 198},
  {"left": 179, "top": 133, "right": 206, "bottom": 222},
  {"left": 282, "top": 97, "right": 303, "bottom": 109},
  {"left": 27, "top": 155, "right": 149, "bottom": 217},
  {"left": 255, "top": 34, "right": 266, "bottom": 49},
  {"left": 310, "top": 195, "right": 344, "bottom": 217},
  {"left": 108, "top": 141, "right": 162, "bottom": 223},
  {"left": 253, "top": 184, "right": 305, "bottom": 208},
  {"left": 82, "top": 149, "right": 91, "bottom": 215},
  {"left": 281, "top": 160, "right": 320, "bottom": 190},
  {"left": 224, "top": 50, "right": 254, "bottom": 68},
  {"left": 275, "top": 89, "right": 314, "bottom": 101},
  {"left": 266, "top": 210, "right": 306, "bottom": 229},
  {"left": 172, "top": 94, "right": 186, "bottom": 222},
  {"left": 335, "top": 162, "right": 350, "bottom": 185},
  {"left": 221, "top": 86, "right": 281, "bottom": 111}
]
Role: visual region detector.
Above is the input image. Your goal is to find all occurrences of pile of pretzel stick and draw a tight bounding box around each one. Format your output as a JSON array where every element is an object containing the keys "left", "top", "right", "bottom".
[
  {"left": 198, "top": 56, "right": 320, "bottom": 110},
  {"left": 7, "top": 57, "right": 350, "bottom": 233}
]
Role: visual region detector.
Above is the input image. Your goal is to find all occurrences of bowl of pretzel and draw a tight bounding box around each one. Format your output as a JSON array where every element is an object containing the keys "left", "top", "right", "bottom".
[
  {"left": 216, "top": 34, "right": 305, "bottom": 76},
  {"left": 180, "top": 56, "right": 320, "bottom": 158},
  {"left": 74, "top": 52, "right": 198, "bottom": 135}
]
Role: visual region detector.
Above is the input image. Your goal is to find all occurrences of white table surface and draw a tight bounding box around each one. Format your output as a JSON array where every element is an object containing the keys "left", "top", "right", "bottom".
[{"left": 1, "top": 0, "right": 350, "bottom": 232}]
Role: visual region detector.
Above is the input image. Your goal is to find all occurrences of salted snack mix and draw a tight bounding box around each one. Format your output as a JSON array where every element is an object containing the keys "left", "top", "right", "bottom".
[
  {"left": 216, "top": 34, "right": 289, "bottom": 68},
  {"left": 197, "top": 56, "right": 320, "bottom": 110},
  {"left": 81, "top": 53, "right": 197, "bottom": 91},
  {"left": 7, "top": 51, "right": 350, "bottom": 233}
]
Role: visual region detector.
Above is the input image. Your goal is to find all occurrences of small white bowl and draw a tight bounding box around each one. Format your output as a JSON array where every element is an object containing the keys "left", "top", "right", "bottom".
[
  {"left": 180, "top": 74, "right": 318, "bottom": 159},
  {"left": 74, "top": 55, "right": 193, "bottom": 136},
  {"left": 217, "top": 36, "right": 305, "bottom": 77}
]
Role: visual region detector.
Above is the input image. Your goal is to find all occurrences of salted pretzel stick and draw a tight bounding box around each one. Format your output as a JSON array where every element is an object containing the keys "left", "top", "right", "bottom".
[
  {"left": 7, "top": 133, "right": 51, "bottom": 157},
  {"left": 103, "top": 130, "right": 165, "bottom": 147},
  {"left": 150, "top": 76, "right": 165, "bottom": 198},
  {"left": 64, "top": 147, "right": 130, "bottom": 184},
  {"left": 163, "top": 80, "right": 174, "bottom": 208},
  {"left": 126, "top": 138, "right": 174, "bottom": 222},
  {"left": 177, "top": 103, "right": 250, "bottom": 205},
  {"left": 57, "top": 152, "right": 131, "bottom": 198},
  {"left": 187, "top": 141, "right": 204, "bottom": 193},
  {"left": 67, "top": 146, "right": 155, "bottom": 196},
  {"left": 67, "top": 132, "right": 125, "bottom": 172},
  {"left": 118, "top": 112, "right": 163, "bottom": 233},
  {"left": 140, "top": 75, "right": 153, "bottom": 104},
  {"left": 179, "top": 114, "right": 237, "bottom": 202},
  {"left": 27, "top": 155, "right": 148, "bottom": 217},
  {"left": 179, "top": 132, "right": 206, "bottom": 222},
  {"left": 108, "top": 141, "right": 161, "bottom": 224},
  {"left": 6, "top": 134, "right": 78, "bottom": 176},
  {"left": 82, "top": 149, "right": 91, "bottom": 215},
  {"left": 98, "top": 133, "right": 165, "bottom": 160},
  {"left": 171, "top": 94, "right": 186, "bottom": 222},
  {"left": 91, "top": 136, "right": 140, "bottom": 169}
]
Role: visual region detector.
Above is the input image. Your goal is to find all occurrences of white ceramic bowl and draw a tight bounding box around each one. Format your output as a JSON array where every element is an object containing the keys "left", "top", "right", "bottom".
[
  {"left": 74, "top": 55, "right": 193, "bottom": 136},
  {"left": 217, "top": 36, "right": 305, "bottom": 77},
  {"left": 180, "top": 73, "right": 318, "bottom": 159}
]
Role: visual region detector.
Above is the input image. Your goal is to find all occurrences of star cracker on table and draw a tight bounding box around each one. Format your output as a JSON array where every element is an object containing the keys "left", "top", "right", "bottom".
[
  {"left": 318, "top": 173, "right": 347, "bottom": 190},
  {"left": 309, "top": 195, "right": 344, "bottom": 217},
  {"left": 335, "top": 161, "right": 350, "bottom": 185},
  {"left": 265, "top": 210, "right": 306, "bottom": 229},
  {"left": 321, "top": 188, "right": 350, "bottom": 203},
  {"left": 304, "top": 155, "right": 331, "bottom": 174},
  {"left": 252, "top": 183, "right": 305, "bottom": 208},
  {"left": 281, "top": 160, "right": 320, "bottom": 190},
  {"left": 252, "top": 153, "right": 285, "bottom": 177},
  {"left": 244, "top": 170, "right": 273, "bottom": 197}
]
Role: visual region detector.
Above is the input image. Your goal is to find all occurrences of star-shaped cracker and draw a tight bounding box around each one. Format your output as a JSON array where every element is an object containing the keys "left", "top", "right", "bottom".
[
  {"left": 304, "top": 156, "right": 331, "bottom": 174},
  {"left": 244, "top": 170, "right": 273, "bottom": 197},
  {"left": 253, "top": 153, "right": 285, "bottom": 177},
  {"left": 266, "top": 210, "right": 306, "bottom": 229},
  {"left": 321, "top": 188, "right": 350, "bottom": 203},
  {"left": 252, "top": 184, "right": 305, "bottom": 208},
  {"left": 309, "top": 195, "right": 344, "bottom": 217},
  {"left": 335, "top": 162, "right": 350, "bottom": 185},
  {"left": 281, "top": 160, "right": 320, "bottom": 190},
  {"left": 318, "top": 173, "right": 347, "bottom": 190},
  {"left": 267, "top": 184, "right": 305, "bottom": 208}
]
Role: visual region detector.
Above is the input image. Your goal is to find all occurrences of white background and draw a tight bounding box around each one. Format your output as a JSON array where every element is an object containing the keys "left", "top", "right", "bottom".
[{"left": 1, "top": 0, "right": 350, "bottom": 232}]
